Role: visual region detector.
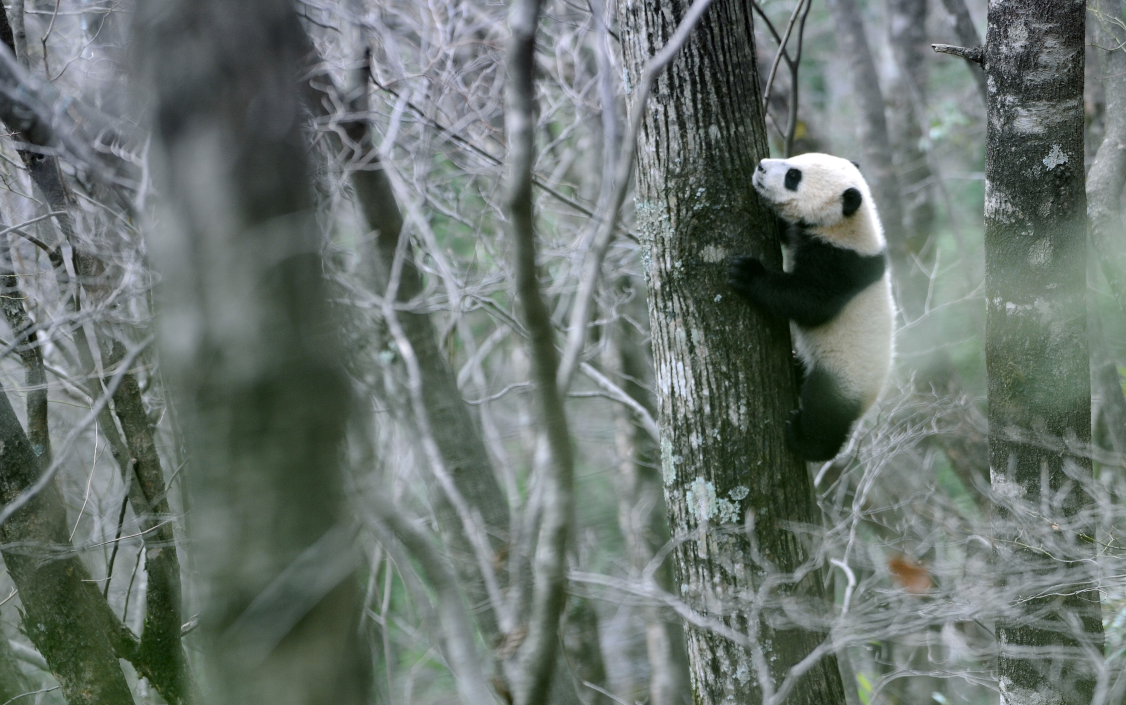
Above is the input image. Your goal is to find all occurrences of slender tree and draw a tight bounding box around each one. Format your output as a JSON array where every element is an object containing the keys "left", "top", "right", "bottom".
[
  {"left": 617, "top": 0, "right": 846, "bottom": 702},
  {"left": 983, "top": 2, "right": 1104, "bottom": 703},
  {"left": 886, "top": 0, "right": 935, "bottom": 251},
  {"left": 826, "top": 0, "right": 905, "bottom": 252}
]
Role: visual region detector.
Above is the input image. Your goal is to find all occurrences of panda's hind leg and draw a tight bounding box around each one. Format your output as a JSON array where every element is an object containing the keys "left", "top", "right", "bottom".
[{"left": 785, "top": 366, "right": 862, "bottom": 461}]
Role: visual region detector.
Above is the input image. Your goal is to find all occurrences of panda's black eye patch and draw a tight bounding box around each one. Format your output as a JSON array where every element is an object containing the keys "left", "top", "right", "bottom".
[
  {"left": 784, "top": 168, "right": 802, "bottom": 191},
  {"left": 842, "top": 187, "right": 862, "bottom": 217}
]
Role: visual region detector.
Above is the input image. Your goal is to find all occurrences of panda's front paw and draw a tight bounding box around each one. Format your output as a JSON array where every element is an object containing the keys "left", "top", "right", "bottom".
[{"left": 728, "top": 255, "right": 766, "bottom": 295}]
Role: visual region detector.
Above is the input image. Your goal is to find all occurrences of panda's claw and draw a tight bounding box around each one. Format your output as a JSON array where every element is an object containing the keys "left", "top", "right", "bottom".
[
  {"left": 784, "top": 409, "right": 803, "bottom": 450},
  {"left": 728, "top": 255, "right": 766, "bottom": 293}
]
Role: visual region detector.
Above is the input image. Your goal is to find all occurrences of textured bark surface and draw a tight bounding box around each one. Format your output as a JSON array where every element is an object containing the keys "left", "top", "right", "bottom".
[
  {"left": 134, "top": 2, "right": 368, "bottom": 703},
  {"left": 504, "top": 2, "right": 577, "bottom": 703},
  {"left": 617, "top": 2, "right": 846, "bottom": 703},
  {"left": 983, "top": 2, "right": 1103, "bottom": 703},
  {"left": 103, "top": 339, "right": 187, "bottom": 703}
]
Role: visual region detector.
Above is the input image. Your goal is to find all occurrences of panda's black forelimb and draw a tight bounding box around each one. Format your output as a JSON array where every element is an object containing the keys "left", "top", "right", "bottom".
[
  {"left": 727, "top": 254, "right": 850, "bottom": 328},
  {"left": 786, "top": 366, "right": 861, "bottom": 461},
  {"left": 727, "top": 228, "right": 886, "bottom": 328}
]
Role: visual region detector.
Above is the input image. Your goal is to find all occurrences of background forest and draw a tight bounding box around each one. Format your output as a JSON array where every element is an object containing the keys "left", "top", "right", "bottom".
[{"left": 0, "top": 0, "right": 1118, "bottom": 704}]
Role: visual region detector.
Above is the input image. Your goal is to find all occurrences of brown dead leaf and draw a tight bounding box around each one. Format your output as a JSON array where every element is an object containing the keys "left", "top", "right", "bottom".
[{"left": 888, "top": 554, "right": 932, "bottom": 594}]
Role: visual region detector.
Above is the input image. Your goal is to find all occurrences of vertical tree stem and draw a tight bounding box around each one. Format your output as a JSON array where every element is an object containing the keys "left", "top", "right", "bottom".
[{"left": 983, "top": 3, "right": 1104, "bottom": 702}]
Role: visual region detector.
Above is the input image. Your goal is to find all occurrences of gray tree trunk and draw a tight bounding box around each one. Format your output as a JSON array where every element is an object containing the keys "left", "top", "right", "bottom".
[
  {"left": 983, "top": 2, "right": 1104, "bottom": 703},
  {"left": 617, "top": 1, "right": 846, "bottom": 703},
  {"left": 134, "top": 2, "right": 368, "bottom": 704},
  {"left": 1088, "top": 0, "right": 1126, "bottom": 311}
]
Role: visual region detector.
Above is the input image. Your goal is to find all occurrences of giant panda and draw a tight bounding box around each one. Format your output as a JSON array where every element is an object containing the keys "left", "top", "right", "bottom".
[{"left": 728, "top": 153, "right": 896, "bottom": 461}]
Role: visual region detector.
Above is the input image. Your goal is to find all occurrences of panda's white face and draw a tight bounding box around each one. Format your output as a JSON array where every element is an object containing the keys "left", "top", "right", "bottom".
[{"left": 752, "top": 153, "right": 871, "bottom": 226}]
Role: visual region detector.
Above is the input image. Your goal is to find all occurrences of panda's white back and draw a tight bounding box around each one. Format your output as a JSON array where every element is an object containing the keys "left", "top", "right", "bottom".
[{"left": 792, "top": 274, "right": 895, "bottom": 410}]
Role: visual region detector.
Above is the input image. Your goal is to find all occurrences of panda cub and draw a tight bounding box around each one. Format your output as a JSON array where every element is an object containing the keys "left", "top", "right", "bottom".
[{"left": 729, "top": 153, "right": 895, "bottom": 461}]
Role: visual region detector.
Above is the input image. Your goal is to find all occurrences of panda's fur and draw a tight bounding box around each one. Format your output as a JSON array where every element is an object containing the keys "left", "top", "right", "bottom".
[{"left": 728, "top": 153, "right": 895, "bottom": 461}]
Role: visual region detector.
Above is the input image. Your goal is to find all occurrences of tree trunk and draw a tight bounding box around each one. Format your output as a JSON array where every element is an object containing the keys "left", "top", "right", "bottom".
[
  {"left": 134, "top": 2, "right": 368, "bottom": 704},
  {"left": 983, "top": 3, "right": 1104, "bottom": 703},
  {"left": 617, "top": 1, "right": 846, "bottom": 703}
]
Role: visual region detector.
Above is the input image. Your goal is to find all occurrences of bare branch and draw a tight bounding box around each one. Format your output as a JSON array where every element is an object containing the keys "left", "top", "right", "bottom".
[
  {"left": 367, "top": 496, "right": 499, "bottom": 705},
  {"left": 936, "top": 0, "right": 988, "bottom": 101},
  {"left": 503, "top": 0, "right": 576, "bottom": 701},
  {"left": 931, "top": 43, "right": 984, "bottom": 64}
]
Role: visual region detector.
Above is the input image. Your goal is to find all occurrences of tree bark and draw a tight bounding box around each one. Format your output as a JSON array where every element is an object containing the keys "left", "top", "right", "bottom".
[
  {"left": 504, "top": 3, "right": 577, "bottom": 703},
  {"left": 134, "top": 2, "right": 368, "bottom": 704},
  {"left": 983, "top": 3, "right": 1104, "bottom": 703},
  {"left": 617, "top": 1, "right": 846, "bottom": 703}
]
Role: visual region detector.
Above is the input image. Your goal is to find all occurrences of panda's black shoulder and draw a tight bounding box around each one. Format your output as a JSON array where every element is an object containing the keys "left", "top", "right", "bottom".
[{"left": 789, "top": 229, "right": 886, "bottom": 291}]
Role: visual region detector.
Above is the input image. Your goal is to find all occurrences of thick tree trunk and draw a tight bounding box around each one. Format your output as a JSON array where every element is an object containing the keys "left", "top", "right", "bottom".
[
  {"left": 617, "top": 2, "right": 846, "bottom": 703},
  {"left": 134, "top": 2, "right": 368, "bottom": 704},
  {"left": 983, "top": 3, "right": 1104, "bottom": 703}
]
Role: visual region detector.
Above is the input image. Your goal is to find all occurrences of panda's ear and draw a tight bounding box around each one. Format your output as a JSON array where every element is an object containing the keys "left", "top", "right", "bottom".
[
  {"left": 850, "top": 160, "right": 862, "bottom": 171},
  {"left": 842, "top": 187, "right": 862, "bottom": 217}
]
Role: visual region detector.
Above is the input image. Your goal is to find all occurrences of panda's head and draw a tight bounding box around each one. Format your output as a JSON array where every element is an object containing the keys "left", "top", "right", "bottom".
[{"left": 752, "top": 153, "right": 875, "bottom": 232}]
